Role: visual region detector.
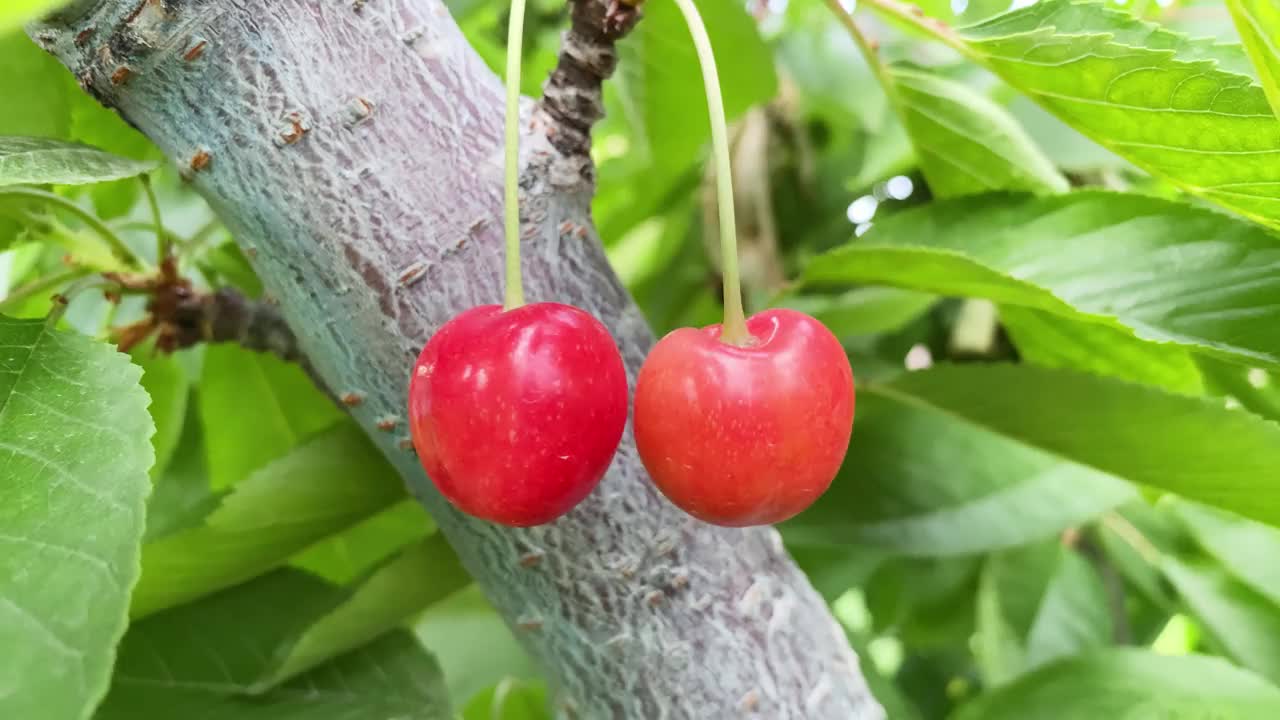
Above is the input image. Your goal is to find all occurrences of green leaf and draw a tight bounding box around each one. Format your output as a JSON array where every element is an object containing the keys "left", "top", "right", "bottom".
[
  {"left": 1168, "top": 499, "right": 1280, "bottom": 608},
  {"left": 785, "top": 389, "right": 1135, "bottom": 555},
  {"left": 889, "top": 67, "right": 1068, "bottom": 197},
  {"left": 974, "top": 553, "right": 1030, "bottom": 686},
  {"left": 0, "top": 315, "right": 153, "bottom": 720},
  {"left": 616, "top": 0, "right": 777, "bottom": 171},
  {"left": 0, "top": 1, "right": 68, "bottom": 33},
  {"left": 844, "top": 628, "right": 926, "bottom": 720},
  {"left": 199, "top": 344, "right": 343, "bottom": 488},
  {"left": 198, "top": 242, "right": 264, "bottom": 298},
  {"left": 415, "top": 586, "right": 539, "bottom": 705},
  {"left": 875, "top": 364, "right": 1280, "bottom": 527},
  {"left": 67, "top": 87, "right": 160, "bottom": 220},
  {"left": 144, "top": 399, "right": 219, "bottom": 541},
  {"left": 1000, "top": 305, "right": 1204, "bottom": 394},
  {"left": 786, "top": 543, "right": 887, "bottom": 602},
  {"left": 1007, "top": 96, "right": 1132, "bottom": 173},
  {"left": 804, "top": 192, "right": 1280, "bottom": 368},
  {"left": 1198, "top": 356, "right": 1280, "bottom": 422},
  {"left": 97, "top": 570, "right": 453, "bottom": 720},
  {"left": 133, "top": 348, "right": 189, "bottom": 478},
  {"left": 293, "top": 500, "right": 434, "bottom": 584},
  {"left": 774, "top": 287, "right": 936, "bottom": 339},
  {"left": 463, "top": 680, "right": 550, "bottom": 720},
  {"left": 976, "top": 542, "right": 1112, "bottom": 686},
  {"left": 1229, "top": 0, "right": 1280, "bottom": 117},
  {"left": 1162, "top": 557, "right": 1280, "bottom": 684},
  {"left": 953, "top": 0, "right": 1280, "bottom": 226},
  {"left": 1020, "top": 549, "right": 1111, "bottom": 668},
  {"left": 0, "top": 137, "right": 157, "bottom": 187},
  {"left": 954, "top": 649, "right": 1280, "bottom": 719},
  {"left": 130, "top": 422, "right": 408, "bottom": 618},
  {"left": 257, "top": 535, "right": 469, "bottom": 690},
  {"left": 865, "top": 556, "right": 981, "bottom": 647}
]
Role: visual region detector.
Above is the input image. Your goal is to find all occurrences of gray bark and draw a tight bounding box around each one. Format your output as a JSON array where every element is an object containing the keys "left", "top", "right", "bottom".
[{"left": 32, "top": 1, "right": 882, "bottom": 717}]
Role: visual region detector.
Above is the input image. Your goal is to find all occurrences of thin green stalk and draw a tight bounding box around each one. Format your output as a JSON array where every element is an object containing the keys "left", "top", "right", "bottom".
[
  {"left": 671, "top": 0, "right": 749, "bottom": 344},
  {"left": 0, "top": 267, "right": 92, "bottom": 314},
  {"left": 854, "top": 0, "right": 976, "bottom": 59},
  {"left": 185, "top": 218, "right": 225, "bottom": 256},
  {"left": 822, "top": 0, "right": 897, "bottom": 101},
  {"left": 140, "top": 174, "right": 169, "bottom": 262},
  {"left": 503, "top": 0, "right": 528, "bottom": 310},
  {"left": 0, "top": 187, "right": 147, "bottom": 270},
  {"left": 42, "top": 273, "right": 108, "bottom": 326},
  {"left": 112, "top": 221, "right": 185, "bottom": 251}
]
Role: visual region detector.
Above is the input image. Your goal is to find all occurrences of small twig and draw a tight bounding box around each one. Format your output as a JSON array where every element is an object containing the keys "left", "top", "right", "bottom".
[
  {"left": 46, "top": 274, "right": 119, "bottom": 326},
  {"left": 111, "top": 220, "right": 186, "bottom": 249},
  {"left": 1076, "top": 529, "right": 1133, "bottom": 644},
  {"left": 165, "top": 287, "right": 328, "bottom": 393},
  {"left": 537, "top": 0, "right": 641, "bottom": 158},
  {"left": 166, "top": 287, "right": 305, "bottom": 363},
  {"left": 0, "top": 267, "right": 93, "bottom": 314},
  {"left": 1102, "top": 512, "right": 1163, "bottom": 565}
]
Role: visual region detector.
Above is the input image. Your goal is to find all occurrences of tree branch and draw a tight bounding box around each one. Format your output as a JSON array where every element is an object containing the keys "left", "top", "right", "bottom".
[
  {"left": 168, "top": 286, "right": 320, "bottom": 372},
  {"left": 32, "top": 1, "right": 882, "bottom": 716},
  {"left": 537, "top": 0, "right": 638, "bottom": 159}
]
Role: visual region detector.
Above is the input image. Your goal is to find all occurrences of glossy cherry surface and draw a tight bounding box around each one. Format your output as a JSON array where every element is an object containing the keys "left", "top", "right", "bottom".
[
  {"left": 408, "top": 302, "right": 628, "bottom": 526},
  {"left": 633, "top": 308, "right": 855, "bottom": 527}
]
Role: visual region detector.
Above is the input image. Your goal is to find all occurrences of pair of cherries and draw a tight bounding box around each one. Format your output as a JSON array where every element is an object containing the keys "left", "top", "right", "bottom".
[
  {"left": 407, "top": 0, "right": 853, "bottom": 528},
  {"left": 407, "top": 303, "right": 855, "bottom": 527}
]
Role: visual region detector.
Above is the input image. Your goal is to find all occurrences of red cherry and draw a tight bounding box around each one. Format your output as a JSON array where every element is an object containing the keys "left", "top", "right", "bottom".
[
  {"left": 633, "top": 308, "right": 855, "bottom": 527},
  {"left": 408, "top": 302, "right": 628, "bottom": 526}
]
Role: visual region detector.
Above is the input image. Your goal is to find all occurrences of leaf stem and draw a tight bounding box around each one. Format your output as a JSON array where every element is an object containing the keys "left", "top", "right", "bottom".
[
  {"left": 140, "top": 174, "right": 169, "bottom": 261},
  {"left": 672, "top": 0, "right": 749, "bottom": 344},
  {"left": 0, "top": 187, "right": 148, "bottom": 270},
  {"left": 0, "top": 267, "right": 92, "bottom": 314},
  {"left": 822, "top": 0, "right": 896, "bottom": 100},
  {"left": 1102, "top": 512, "right": 1162, "bottom": 565},
  {"left": 185, "top": 218, "right": 225, "bottom": 256},
  {"left": 44, "top": 273, "right": 111, "bottom": 326},
  {"left": 855, "top": 0, "right": 974, "bottom": 59},
  {"left": 503, "top": 0, "right": 528, "bottom": 311}
]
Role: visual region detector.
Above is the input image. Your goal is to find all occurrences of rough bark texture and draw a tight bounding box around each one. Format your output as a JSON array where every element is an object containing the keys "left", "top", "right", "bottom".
[{"left": 33, "top": 1, "right": 882, "bottom": 717}]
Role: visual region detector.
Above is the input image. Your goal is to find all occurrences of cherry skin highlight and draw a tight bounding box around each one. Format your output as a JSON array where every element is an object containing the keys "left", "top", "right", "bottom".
[
  {"left": 633, "top": 308, "right": 855, "bottom": 527},
  {"left": 408, "top": 302, "right": 628, "bottom": 527}
]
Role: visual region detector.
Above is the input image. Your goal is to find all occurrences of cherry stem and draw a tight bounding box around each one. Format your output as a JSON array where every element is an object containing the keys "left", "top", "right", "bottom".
[
  {"left": 503, "top": 0, "right": 528, "bottom": 311},
  {"left": 672, "top": 0, "right": 749, "bottom": 345}
]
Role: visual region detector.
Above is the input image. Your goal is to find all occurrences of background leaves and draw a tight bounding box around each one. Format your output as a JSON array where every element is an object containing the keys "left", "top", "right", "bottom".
[
  {"left": 131, "top": 422, "right": 409, "bottom": 618},
  {"left": 784, "top": 389, "right": 1135, "bottom": 555},
  {"left": 805, "top": 191, "right": 1280, "bottom": 368},
  {"left": 97, "top": 570, "right": 453, "bottom": 720},
  {"left": 953, "top": 650, "right": 1280, "bottom": 719},
  {"left": 878, "top": 364, "right": 1280, "bottom": 525},
  {"left": 888, "top": 67, "right": 1068, "bottom": 197}
]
